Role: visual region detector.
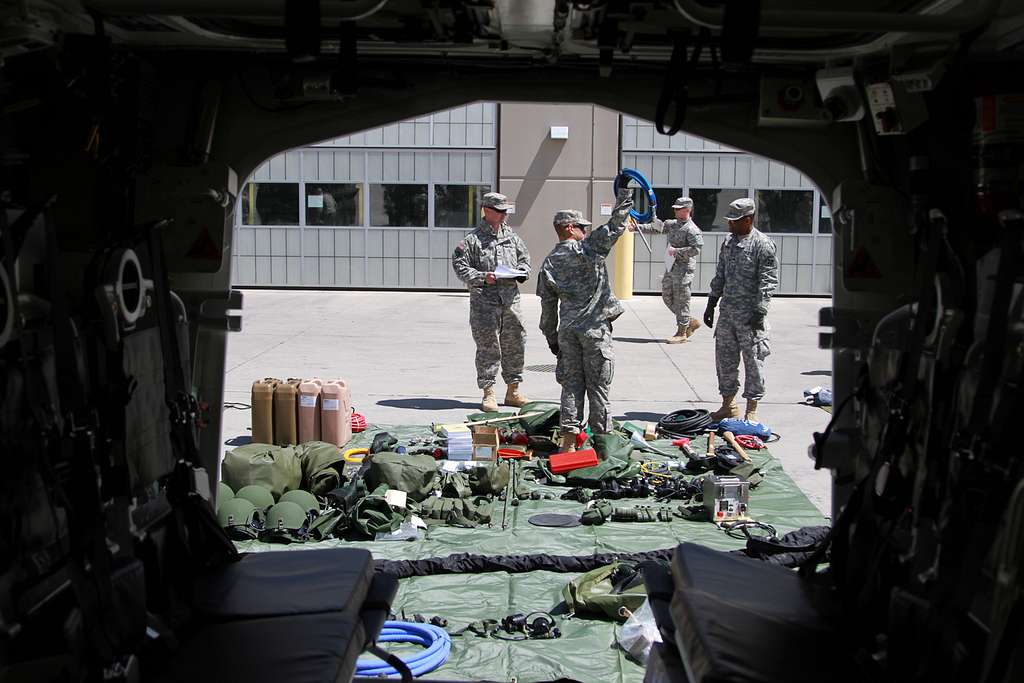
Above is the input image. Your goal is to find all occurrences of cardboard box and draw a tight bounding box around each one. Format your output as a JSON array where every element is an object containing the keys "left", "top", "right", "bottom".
[{"left": 471, "top": 426, "right": 500, "bottom": 461}]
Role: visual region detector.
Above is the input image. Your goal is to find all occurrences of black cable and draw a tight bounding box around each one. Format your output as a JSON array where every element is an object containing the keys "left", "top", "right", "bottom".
[
  {"left": 657, "top": 409, "right": 712, "bottom": 438},
  {"left": 223, "top": 402, "right": 251, "bottom": 410}
]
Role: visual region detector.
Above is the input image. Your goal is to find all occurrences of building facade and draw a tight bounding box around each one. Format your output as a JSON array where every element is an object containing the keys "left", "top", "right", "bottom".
[{"left": 232, "top": 103, "right": 832, "bottom": 295}]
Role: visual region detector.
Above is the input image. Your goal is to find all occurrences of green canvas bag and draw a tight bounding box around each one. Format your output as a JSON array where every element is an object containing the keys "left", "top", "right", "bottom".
[
  {"left": 364, "top": 452, "right": 438, "bottom": 502},
  {"left": 562, "top": 561, "right": 648, "bottom": 621},
  {"left": 221, "top": 443, "right": 302, "bottom": 500}
]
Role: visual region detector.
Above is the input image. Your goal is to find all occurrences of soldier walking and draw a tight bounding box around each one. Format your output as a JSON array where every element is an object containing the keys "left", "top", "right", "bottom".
[
  {"left": 703, "top": 197, "right": 779, "bottom": 423},
  {"left": 631, "top": 196, "right": 704, "bottom": 343},
  {"left": 536, "top": 190, "right": 635, "bottom": 452},
  {"left": 452, "top": 192, "right": 533, "bottom": 412}
]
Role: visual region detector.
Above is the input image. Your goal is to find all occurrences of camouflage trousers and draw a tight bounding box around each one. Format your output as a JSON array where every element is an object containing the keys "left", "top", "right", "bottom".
[
  {"left": 714, "top": 314, "right": 771, "bottom": 400},
  {"left": 661, "top": 266, "right": 694, "bottom": 326},
  {"left": 556, "top": 322, "right": 614, "bottom": 435},
  {"left": 470, "top": 297, "right": 526, "bottom": 389}
]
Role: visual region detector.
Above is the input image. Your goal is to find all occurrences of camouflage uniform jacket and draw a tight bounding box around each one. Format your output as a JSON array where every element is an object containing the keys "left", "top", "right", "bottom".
[
  {"left": 536, "top": 206, "right": 631, "bottom": 345},
  {"left": 452, "top": 221, "right": 532, "bottom": 306},
  {"left": 637, "top": 217, "right": 703, "bottom": 278},
  {"left": 708, "top": 228, "right": 779, "bottom": 319}
]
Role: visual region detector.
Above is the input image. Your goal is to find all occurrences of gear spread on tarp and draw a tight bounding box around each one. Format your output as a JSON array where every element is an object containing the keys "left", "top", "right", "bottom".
[{"left": 231, "top": 423, "right": 826, "bottom": 683}]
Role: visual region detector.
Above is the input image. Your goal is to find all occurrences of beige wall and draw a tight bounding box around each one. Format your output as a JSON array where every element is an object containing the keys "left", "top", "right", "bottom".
[{"left": 498, "top": 103, "right": 622, "bottom": 283}]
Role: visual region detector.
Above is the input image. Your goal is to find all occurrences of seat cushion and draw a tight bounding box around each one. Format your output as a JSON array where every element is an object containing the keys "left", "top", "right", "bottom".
[
  {"left": 164, "top": 611, "right": 365, "bottom": 683},
  {"left": 192, "top": 548, "right": 373, "bottom": 619},
  {"left": 670, "top": 543, "right": 856, "bottom": 683}
]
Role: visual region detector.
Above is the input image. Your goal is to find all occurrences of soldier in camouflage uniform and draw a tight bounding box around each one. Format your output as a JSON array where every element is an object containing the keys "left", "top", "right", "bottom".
[
  {"left": 537, "top": 190, "right": 635, "bottom": 451},
  {"left": 452, "top": 192, "right": 532, "bottom": 412},
  {"left": 632, "top": 196, "right": 704, "bottom": 343},
  {"left": 703, "top": 197, "right": 779, "bottom": 423}
]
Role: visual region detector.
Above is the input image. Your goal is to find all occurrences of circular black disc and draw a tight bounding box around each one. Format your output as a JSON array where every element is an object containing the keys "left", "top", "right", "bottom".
[{"left": 528, "top": 513, "right": 581, "bottom": 528}]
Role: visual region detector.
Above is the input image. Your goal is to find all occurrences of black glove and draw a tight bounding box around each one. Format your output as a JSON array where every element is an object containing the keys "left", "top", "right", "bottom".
[
  {"left": 748, "top": 312, "right": 766, "bottom": 331},
  {"left": 703, "top": 296, "right": 719, "bottom": 328},
  {"left": 548, "top": 340, "right": 560, "bottom": 356}
]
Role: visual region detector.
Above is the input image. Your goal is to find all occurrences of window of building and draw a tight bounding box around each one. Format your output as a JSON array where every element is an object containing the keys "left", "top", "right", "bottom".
[
  {"left": 305, "top": 183, "right": 362, "bottom": 226},
  {"left": 434, "top": 184, "right": 491, "bottom": 228},
  {"left": 369, "top": 184, "right": 428, "bottom": 227},
  {"left": 241, "top": 183, "right": 300, "bottom": 225},
  {"left": 690, "top": 188, "right": 747, "bottom": 231},
  {"left": 630, "top": 187, "right": 679, "bottom": 222},
  {"left": 819, "top": 196, "right": 833, "bottom": 233},
  {"left": 755, "top": 189, "right": 814, "bottom": 233}
]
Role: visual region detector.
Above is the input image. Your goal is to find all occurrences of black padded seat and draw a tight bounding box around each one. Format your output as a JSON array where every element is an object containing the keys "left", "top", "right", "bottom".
[
  {"left": 644, "top": 643, "right": 692, "bottom": 683},
  {"left": 163, "top": 611, "right": 365, "bottom": 683},
  {"left": 670, "top": 542, "right": 857, "bottom": 683},
  {"left": 163, "top": 548, "right": 396, "bottom": 683},
  {"left": 191, "top": 548, "right": 374, "bottom": 620}
]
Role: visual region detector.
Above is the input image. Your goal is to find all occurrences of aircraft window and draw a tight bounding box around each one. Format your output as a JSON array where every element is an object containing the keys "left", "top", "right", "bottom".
[
  {"left": 434, "top": 184, "right": 491, "bottom": 228},
  {"left": 755, "top": 189, "right": 814, "bottom": 233},
  {"left": 306, "top": 183, "right": 362, "bottom": 226},
  {"left": 369, "top": 183, "right": 428, "bottom": 227},
  {"left": 241, "top": 183, "right": 300, "bottom": 226},
  {"left": 691, "top": 188, "right": 748, "bottom": 231},
  {"left": 819, "top": 196, "right": 833, "bottom": 233}
]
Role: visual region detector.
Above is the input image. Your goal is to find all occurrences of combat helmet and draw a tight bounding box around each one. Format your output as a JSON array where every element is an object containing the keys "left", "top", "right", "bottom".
[
  {"left": 216, "top": 482, "right": 235, "bottom": 512},
  {"left": 263, "top": 501, "right": 309, "bottom": 544},
  {"left": 280, "top": 489, "right": 320, "bottom": 519},
  {"left": 216, "top": 497, "right": 262, "bottom": 540},
  {"left": 235, "top": 484, "right": 275, "bottom": 511}
]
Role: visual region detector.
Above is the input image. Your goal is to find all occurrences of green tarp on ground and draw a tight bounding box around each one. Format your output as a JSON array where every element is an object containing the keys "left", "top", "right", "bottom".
[{"left": 232, "top": 423, "right": 827, "bottom": 682}]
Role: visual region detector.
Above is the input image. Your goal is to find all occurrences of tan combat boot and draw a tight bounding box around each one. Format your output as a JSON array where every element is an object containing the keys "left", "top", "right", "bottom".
[
  {"left": 666, "top": 325, "right": 688, "bottom": 344},
  {"left": 745, "top": 400, "right": 759, "bottom": 423},
  {"left": 481, "top": 386, "right": 499, "bottom": 413},
  {"left": 710, "top": 395, "right": 739, "bottom": 422},
  {"left": 559, "top": 432, "right": 578, "bottom": 453},
  {"left": 504, "top": 383, "right": 529, "bottom": 407},
  {"left": 684, "top": 318, "right": 702, "bottom": 339}
]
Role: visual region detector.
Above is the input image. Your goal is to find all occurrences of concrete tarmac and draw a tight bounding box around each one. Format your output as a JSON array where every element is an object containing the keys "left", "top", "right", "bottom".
[{"left": 221, "top": 290, "right": 834, "bottom": 515}]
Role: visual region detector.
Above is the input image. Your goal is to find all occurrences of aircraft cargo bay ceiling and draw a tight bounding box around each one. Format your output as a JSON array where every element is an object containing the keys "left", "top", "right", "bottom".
[{"left": 11, "top": 0, "right": 1020, "bottom": 62}]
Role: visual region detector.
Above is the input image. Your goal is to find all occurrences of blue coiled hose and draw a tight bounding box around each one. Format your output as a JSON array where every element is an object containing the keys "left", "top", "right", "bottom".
[
  {"left": 614, "top": 168, "right": 657, "bottom": 223},
  {"left": 356, "top": 620, "right": 451, "bottom": 678}
]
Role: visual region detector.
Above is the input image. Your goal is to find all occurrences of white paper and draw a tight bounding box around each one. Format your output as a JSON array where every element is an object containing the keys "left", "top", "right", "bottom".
[
  {"left": 299, "top": 395, "right": 317, "bottom": 408},
  {"left": 384, "top": 489, "right": 408, "bottom": 509},
  {"left": 307, "top": 194, "right": 324, "bottom": 208},
  {"left": 494, "top": 264, "right": 528, "bottom": 279},
  {"left": 600, "top": 203, "right": 613, "bottom": 216},
  {"left": 322, "top": 398, "right": 340, "bottom": 411}
]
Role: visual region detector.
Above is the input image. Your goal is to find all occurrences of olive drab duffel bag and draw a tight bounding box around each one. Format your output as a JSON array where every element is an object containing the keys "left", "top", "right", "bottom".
[
  {"left": 221, "top": 443, "right": 303, "bottom": 500},
  {"left": 562, "top": 561, "right": 650, "bottom": 621},
  {"left": 363, "top": 452, "right": 438, "bottom": 502},
  {"left": 351, "top": 484, "right": 406, "bottom": 538},
  {"left": 297, "top": 440, "right": 346, "bottom": 496}
]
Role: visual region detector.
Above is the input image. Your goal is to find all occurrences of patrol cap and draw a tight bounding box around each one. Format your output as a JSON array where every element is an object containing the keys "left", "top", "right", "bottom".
[
  {"left": 553, "top": 209, "right": 592, "bottom": 228},
  {"left": 725, "top": 197, "right": 756, "bottom": 220},
  {"left": 217, "top": 497, "right": 258, "bottom": 529},
  {"left": 672, "top": 196, "right": 693, "bottom": 209},
  {"left": 235, "top": 484, "right": 275, "bottom": 511},
  {"left": 266, "top": 501, "right": 308, "bottom": 532},
  {"left": 481, "top": 192, "right": 514, "bottom": 211},
  {"left": 280, "top": 489, "right": 321, "bottom": 515}
]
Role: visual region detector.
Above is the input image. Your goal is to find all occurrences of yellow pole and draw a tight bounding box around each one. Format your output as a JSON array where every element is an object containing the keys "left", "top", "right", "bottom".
[{"left": 612, "top": 228, "right": 634, "bottom": 300}]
